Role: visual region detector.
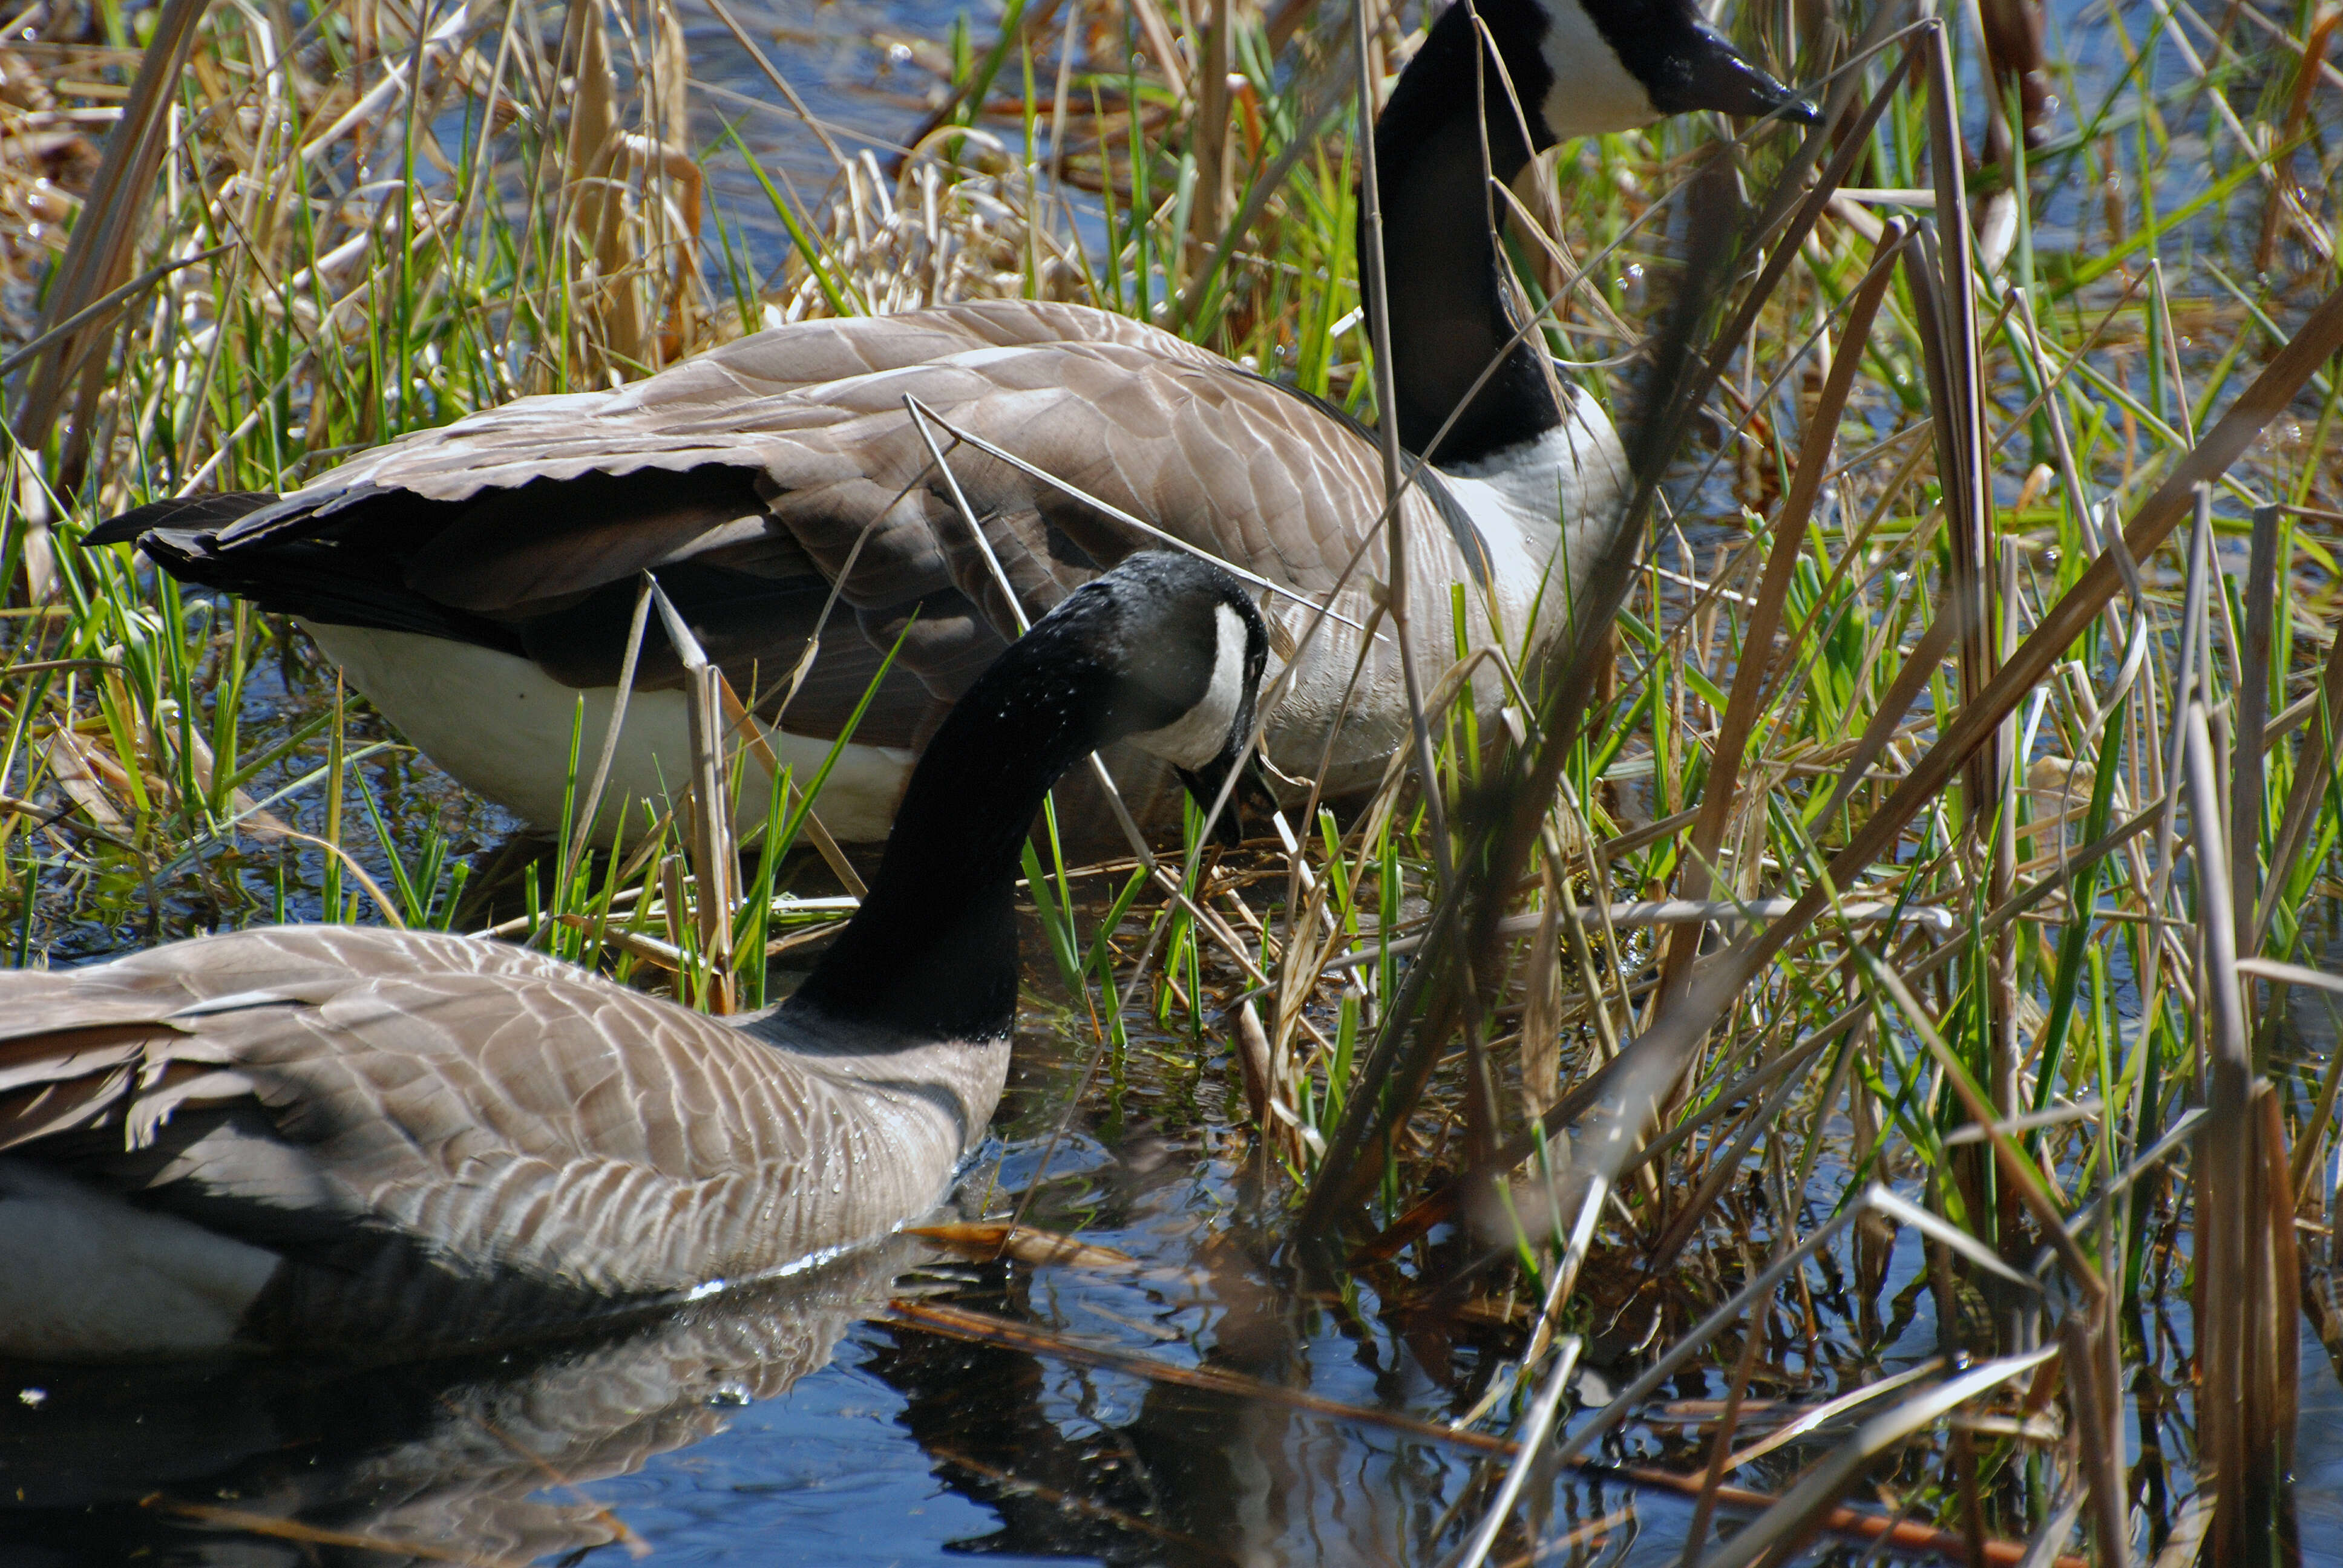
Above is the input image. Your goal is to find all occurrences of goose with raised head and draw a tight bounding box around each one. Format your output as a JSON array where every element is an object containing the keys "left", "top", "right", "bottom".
[
  {"left": 0, "top": 552, "right": 1266, "bottom": 1359},
  {"left": 87, "top": 0, "right": 1811, "bottom": 844}
]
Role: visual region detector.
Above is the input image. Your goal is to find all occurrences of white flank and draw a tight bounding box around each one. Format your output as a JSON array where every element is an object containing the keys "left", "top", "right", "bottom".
[
  {"left": 1537, "top": 0, "right": 1660, "bottom": 140},
  {"left": 304, "top": 623, "right": 917, "bottom": 843},
  {"left": 0, "top": 1160, "right": 279, "bottom": 1358},
  {"left": 1129, "top": 604, "right": 1250, "bottom": 769}
]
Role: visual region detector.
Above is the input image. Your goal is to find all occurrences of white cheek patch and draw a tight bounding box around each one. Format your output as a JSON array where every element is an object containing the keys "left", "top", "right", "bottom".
[
  {"left": 1537, "top": 0, "right": 1661, "bottom": 140},
  {"left": 1130, "top": 603, "right": 1249, "bottom": 769}
]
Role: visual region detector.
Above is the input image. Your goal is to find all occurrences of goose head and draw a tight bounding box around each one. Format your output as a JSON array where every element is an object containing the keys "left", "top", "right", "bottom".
[
  {"left": 869, "top": 547, "right": 1270, "bottom": 881},
  {"left": 1372, "top": 0, "right": 1816, "bottom": 463},
  {"left": 1066, "top": 550, "right": 1273, "bottom": 831},
  {"left": 785, "top": 550, "right": 1268, "bottom": 1042},
  {"left": 1382, "top": 0, "right": 1818, "bottom": 155},
  {"left": 1377, "top": 0, "right": 1818, "bottom": 183},
  {"left": 1526, "top": 0, "right": 1821, "bottom": 142}
]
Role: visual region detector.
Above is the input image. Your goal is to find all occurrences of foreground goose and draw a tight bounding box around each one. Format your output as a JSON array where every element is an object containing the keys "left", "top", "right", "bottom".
[
  {"left": 88, "top": 0, "right": 1810, "bottom": 843},
  {"left": 0, "top": 552, "right": 1266, "bottom": 1359}
]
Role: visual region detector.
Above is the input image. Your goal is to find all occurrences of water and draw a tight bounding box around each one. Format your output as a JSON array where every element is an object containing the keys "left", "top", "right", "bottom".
[{"left": 689, "top": 0, "right": 992, "bottom": 200}]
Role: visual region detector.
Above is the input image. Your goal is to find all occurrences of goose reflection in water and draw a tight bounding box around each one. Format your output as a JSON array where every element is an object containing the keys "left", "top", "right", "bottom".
[
  {"left": 0, "top": 1191, "right": 1529, "bottom": 1567},
  {"left": 0, "top": 1235, "right": 935, "bottom": 1564}
]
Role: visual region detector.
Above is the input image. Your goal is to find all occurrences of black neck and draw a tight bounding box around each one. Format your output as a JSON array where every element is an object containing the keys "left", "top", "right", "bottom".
[
  {"left": 1365, "top": 0, "right": 1562, "bottom": 467},
  {"left": 779, "top": 643, "right": 1116, "bottom": 1044}
]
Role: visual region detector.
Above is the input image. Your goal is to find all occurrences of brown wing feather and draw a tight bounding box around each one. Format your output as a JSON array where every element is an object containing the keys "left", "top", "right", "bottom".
[{"left": 173, "top": 301, "right": 1436, "bottom": 746}]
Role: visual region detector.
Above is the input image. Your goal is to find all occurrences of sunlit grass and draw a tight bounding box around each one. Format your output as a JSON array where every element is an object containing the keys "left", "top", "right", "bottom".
[{"left": 4, "top": 0, "right": 2343, "bottom": 1558}]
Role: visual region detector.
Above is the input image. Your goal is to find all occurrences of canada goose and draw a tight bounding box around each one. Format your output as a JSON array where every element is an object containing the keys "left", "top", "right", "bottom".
[
  {"left": 87, "top": 0, "right": 1810, "bottom": 844},
  {"left": 0, "top": 552, "right": 1267, "bottom": 1358}
]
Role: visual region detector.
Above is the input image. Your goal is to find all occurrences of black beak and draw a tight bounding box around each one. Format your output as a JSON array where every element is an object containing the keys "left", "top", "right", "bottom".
[
  {"left": 1175, "top": 749, "right": 1273, "bottom": 850},
  {"left": 1658, "top": 22, "right": 1822, "bottom": 126}
]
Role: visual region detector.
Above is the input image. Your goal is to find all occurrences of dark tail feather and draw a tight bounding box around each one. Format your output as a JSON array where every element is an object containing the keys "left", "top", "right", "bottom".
[
  {"left": 136, "top": 526, "right": 227, "bottom": 572},
  {"left": 132, "top": 525, "right": 526, "bottom": 653},
  {"left": 82, "top": 491, "right": 280, "bottom": 548}
]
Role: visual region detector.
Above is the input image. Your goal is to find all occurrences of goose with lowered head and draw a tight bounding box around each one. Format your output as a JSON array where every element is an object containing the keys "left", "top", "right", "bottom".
[
  {"left": 0, "top": 552, "right": 1265, "bottom": 1359},
  {"left": 87, "top": 0, "right": 1812, "bottom": 843}
]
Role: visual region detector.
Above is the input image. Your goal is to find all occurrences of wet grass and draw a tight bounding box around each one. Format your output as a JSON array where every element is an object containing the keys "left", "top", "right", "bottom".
[{"left": 5, "top": 0, "right": 2343, "bottom": 1561}]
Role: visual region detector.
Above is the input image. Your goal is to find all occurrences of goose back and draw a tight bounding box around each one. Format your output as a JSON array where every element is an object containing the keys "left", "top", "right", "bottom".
[{"left": 0, "top": 926, "right": 1007, "bottom": 1354}]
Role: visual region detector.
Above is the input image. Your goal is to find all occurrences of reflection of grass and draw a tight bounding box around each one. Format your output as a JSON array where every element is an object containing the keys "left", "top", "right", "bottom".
[{"left": 5, "top": 0, "right": 2343, "bottom": 1558}]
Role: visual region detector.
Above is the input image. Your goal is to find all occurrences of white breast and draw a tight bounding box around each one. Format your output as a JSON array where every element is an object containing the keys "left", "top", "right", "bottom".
[
  {"left": 1435, "top": 386, "right": 1632, "bottom": 642},
  {"left": 0, "top": 1160, "right": 280, "bottom": 1357}
]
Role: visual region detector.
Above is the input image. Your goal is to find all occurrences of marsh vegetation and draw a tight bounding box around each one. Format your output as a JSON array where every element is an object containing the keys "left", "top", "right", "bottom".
[{"left": 4, "top": 0, "right": 2343, "bottom": 1561}]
